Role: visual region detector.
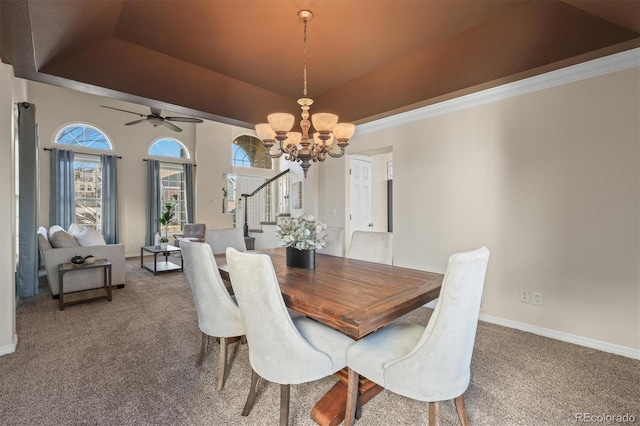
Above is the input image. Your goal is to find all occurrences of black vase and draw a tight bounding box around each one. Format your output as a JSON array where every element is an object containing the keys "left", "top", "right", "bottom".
[{"left": 286, "top": 247, "right": 315, "bottom": 269}]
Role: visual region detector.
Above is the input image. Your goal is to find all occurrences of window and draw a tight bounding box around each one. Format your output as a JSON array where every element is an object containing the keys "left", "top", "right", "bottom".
[
  {"left": 160, "top": 164, "right": 186, "bottom": 233},
  {"left": 150, "top": 138, "right": 189, "bottom": 159},
  {"left": 232, "top": 135, "right": 272, "bottom": 169},
  {"left": 148, "top": 138, "right": 190, "bottom": 233},
  {"left": 55, "top": 124, "right": 113, "bottom": 230},
  {"left": 74, "top": 157, "right": 102, "bottom": 229},
  {"left": 56, "top": 124, "right": 112, "bottom": 150}
]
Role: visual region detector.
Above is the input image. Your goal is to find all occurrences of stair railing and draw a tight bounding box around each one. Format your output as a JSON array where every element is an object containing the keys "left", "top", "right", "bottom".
[{"left": 241, "top": 169, "right": 290, "bottom": 237}]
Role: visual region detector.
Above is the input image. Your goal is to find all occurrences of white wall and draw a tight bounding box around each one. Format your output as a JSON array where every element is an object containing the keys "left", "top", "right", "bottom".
[
  {"left": 323, "top": 64, "right": 640, "bottom": 353},
  {"left": 0, "top": 63, "right": 18, "bottom": 355}
]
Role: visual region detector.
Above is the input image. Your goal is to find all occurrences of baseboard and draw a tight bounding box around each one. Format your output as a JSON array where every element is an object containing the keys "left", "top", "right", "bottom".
[
  {"left": 0, "top": 334, "right": 18, "bottom": 356},
  {"left": 479, "top": 313, "right": 640, "bottom": 360}
]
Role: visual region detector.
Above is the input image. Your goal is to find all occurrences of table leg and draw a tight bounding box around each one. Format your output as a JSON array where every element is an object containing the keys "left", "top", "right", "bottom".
[
  {"left": 310, "top": 369, "right": 382, "bottom": 426},
  {"left": 105, "top": 265, "right": 112, "bottom": 301},
  {"left": 58, "top": 270, "right": 65, "bottom": 310},
  {"left": 154, "top": 252, "right": 158, "bottom": 275}
]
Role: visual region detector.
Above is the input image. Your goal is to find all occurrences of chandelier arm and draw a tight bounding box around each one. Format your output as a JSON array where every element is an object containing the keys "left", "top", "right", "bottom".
[{"left": 327, "top": 145, "right": 346, "bottom": 158}]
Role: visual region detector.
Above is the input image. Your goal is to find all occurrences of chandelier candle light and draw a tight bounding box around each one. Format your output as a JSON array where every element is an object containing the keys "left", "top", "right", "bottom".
[{"left": 255, "top": 10, "right": 356, "bottom": 178}]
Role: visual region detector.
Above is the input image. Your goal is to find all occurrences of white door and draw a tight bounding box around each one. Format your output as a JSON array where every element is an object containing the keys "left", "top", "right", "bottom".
[
  {"left": 349, "top": 157, "right": 373, "bottom": 233},
  {"left": 236, "top": 175, "right": 265, "bottom": 231}
]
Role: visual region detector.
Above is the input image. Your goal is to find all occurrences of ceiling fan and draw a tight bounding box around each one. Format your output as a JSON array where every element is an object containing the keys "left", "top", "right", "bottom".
[{"left": 100, "top": 105, "right": 203, "bottom": 132}]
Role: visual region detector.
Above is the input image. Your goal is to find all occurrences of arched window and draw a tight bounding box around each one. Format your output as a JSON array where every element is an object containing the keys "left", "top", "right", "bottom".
[
  {"left": 148, "top": 138, "right": 190, "bottom": 232},
  {"left": 54, "top": 124, "right": 113, "bottom": 230},
  {"left": 149, "top": 137, "right": 190, "bottom": 159},
  {"left": 55, "top": 123, "right": 113, "bottom": 151},
  {"left": 232, "top": 135, "right": 272, "bottom": 169}
]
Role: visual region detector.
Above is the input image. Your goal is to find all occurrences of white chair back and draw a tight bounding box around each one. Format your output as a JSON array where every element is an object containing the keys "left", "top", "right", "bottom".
[
  {"left": 348, "top": 231, "right": 393, "bottom": 265},
  {"left": 320, "top": 227, "right": 345, "bottom": 257},
  {"left": 226, "top": 248, "right": 341, "bottom": 384},
  {"left": 384, "top": 246, "right": 490, "bottom": 400},
  {"left": 205, "top": 228, "right": 247, "bottom": 254},
  {"left": 181, "top": 241, "right": 244, "bottom": 338}
]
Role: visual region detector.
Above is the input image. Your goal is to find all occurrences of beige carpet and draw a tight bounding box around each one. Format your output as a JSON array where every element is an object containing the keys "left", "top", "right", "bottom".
[{"left": 2, "top": 257, "right": 638, "bottom": 425}]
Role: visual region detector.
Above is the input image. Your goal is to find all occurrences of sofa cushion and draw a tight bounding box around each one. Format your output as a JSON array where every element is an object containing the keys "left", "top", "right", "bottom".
[
  {"left": 49, "top": 229, "right": 80, "bottom": 248},
  {"left": 37, "top": 227, "right": 51, "bottom": 250},
  {"left": 74, "top": 226, "right": 106, "bottom": 246}
]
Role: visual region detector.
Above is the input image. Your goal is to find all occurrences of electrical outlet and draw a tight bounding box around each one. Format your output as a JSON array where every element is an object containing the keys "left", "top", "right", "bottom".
[
  {"left": 532, "top": 292, "right": 543, "bottom": 305},
  {"left": 519, "top": 290, "right": 530, "bottom": 303}
]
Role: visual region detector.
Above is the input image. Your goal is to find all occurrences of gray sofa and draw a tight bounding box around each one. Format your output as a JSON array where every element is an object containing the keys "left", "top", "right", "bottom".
[{"left": 37, "top": 226, "right": 126, "bottom": 296}]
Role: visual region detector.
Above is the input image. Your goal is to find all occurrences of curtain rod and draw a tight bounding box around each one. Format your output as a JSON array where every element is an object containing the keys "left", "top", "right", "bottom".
[
  {"left": 143, "top": 158, "right": 196, "bottom": 167},
  {"left": 43, "top": 147, "right": 122, "bottom": 159}
]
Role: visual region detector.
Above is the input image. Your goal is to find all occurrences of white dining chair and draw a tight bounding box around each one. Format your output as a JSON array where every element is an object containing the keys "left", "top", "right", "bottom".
[
  {"left": 348, "top": 231, "right": 393, "bottom": 265},
  {"left": 205, "top": 228, "right": 247, "bottom": 254},
  {"left": 344, "top": 246, "right": 490, "bottom": 426},
  {"left": 320, "top": 226, "right": 345, "bottom": 257},
  {"left": 226, "top": 247, "right": 355, "bottom": 426},
  {"left": 180, "top": 241, "right": 245, "bottom": 390}
]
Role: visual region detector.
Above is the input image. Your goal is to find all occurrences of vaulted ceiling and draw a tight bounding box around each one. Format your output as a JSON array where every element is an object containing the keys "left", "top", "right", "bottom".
[{"left": 1, "top": 0, "right": 639, "bottom": 129}]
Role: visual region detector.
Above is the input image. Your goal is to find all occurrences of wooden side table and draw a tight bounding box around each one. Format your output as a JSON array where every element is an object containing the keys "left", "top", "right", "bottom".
[{"left": 58, "top": 259, "right": 112, "bottom": 310}]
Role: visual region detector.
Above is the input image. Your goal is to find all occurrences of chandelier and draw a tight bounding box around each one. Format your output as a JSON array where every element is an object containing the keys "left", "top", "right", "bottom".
[{"left": 255, "top": 10, "right": 355, "bottom": 178}]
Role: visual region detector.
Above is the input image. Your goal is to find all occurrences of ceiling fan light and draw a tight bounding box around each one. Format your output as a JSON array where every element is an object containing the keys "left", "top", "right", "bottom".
[
  {"left": 268, "top": 113, "right": 295, "bottom": 132},
  {"left": 256, "top": 123, "right": 276, "bottom": 140},
  {"left": 333, "top": 123, "right": 356, "bottom": 140},
  {"left": 311, "top": 113, "right": 338, "bottom": 132}
]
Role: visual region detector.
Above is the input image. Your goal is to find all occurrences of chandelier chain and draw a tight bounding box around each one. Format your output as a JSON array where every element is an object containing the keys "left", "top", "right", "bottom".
[{"left": 303, "top": 17, "right": 308, "bottom": 98}]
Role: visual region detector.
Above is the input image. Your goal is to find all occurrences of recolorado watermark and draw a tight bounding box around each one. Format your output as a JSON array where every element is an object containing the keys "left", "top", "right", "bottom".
[{"left": 575, "top": 413, "right": 636, "bottom": 423}]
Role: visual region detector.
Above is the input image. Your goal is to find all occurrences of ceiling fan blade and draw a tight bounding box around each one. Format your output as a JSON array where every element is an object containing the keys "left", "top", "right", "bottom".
[
  {"left": 162, "top": 121, "right": 183, "bottom": 132},
  {"left": 125, "top": 118, "right": 149, "bottom": 126},
  {"left": 164, "top": 116, "right": 204, "bottom": 123},
  {"left": 150, "top": 107, "right": 163, "bottom": 116},
  {"left": 100, "top": 105, "right": 146, "bottom": 117}
]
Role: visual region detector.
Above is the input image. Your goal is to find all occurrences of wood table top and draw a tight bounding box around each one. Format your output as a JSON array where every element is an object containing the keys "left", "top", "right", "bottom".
[{"left": 215, "top": 247, "right": 443, "bottom": 339}]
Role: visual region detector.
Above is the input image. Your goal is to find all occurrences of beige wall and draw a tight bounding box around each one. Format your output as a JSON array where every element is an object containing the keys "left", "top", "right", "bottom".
[{"left": 322, "top": 66, "right": 640, "bottom": 351}]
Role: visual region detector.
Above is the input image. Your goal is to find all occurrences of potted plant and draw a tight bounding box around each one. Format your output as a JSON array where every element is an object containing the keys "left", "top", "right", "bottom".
[
  {"left": 275, "top": 214, "right": 327, "bottom": 269},
  {"left": 158, "top": 201, "right": 175, "bottom": 249}
]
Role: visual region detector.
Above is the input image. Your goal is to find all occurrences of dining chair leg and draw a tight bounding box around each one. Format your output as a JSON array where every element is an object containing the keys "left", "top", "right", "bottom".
[
  {"left": 428, "top": 401, "right": 441, "bottom": 426},
  {"left": 242, "top": 369, "right": 260, "bottom": 416},
  {"left": 345, "top": 368, "right": 359, "bottom": 426},
  {"left": 216, "top": 337, "right": 228, "bottom": 390},
  {"left": 454, "top": 395, "right": 470, "bottom": 426},
  {"left": 279, "top": 384, "right": 290, "bottom": 426},
  {"left": 195, "top": 332, "right": 209, "bottom": 367}
]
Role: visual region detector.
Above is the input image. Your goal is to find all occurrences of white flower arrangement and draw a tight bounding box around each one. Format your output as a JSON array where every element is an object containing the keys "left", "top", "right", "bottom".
[{"left": 276, "top": 214, "right": 327, "bottom": 250}]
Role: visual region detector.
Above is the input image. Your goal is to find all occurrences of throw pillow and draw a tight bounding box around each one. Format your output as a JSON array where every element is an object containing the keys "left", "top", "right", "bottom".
[
  {"left": 37, "top": 227, "right": 52, "bottom": 251},
  {"left": 68, "top": 223, "right": 85, "bottom": 235},
  {"left": 74, "top": 227, "right": 107, "bottom": 246},
  {"left": 49, "top": 229, "right": 80, "bottom": 248}
]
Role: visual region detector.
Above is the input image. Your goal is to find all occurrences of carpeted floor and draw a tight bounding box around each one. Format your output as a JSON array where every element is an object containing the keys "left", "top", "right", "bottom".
[{"left": 2, "top": 257, "right": 638, "bottom": 425}]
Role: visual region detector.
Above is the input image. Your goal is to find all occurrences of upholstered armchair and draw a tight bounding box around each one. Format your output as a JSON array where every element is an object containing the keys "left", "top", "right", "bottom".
[
  {"left": 173, "top": 223, "right": 206, "bottom": 247},
  {"left": 180, "top": 241, "right": 244, "bottom": 390},
  {"left": 344, "top": 246, "right": 490, "bottom": 426},
  {"left": 226, "top": 248, "right": 355, "bottom": 426},
  {"left": 348, "top": 231, "right": 393, "bottom": 265}
]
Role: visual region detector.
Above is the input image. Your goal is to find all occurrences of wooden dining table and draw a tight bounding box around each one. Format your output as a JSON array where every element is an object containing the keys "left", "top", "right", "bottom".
[{"left": 214, "top": 247, "right": 444, "bottom": 426}]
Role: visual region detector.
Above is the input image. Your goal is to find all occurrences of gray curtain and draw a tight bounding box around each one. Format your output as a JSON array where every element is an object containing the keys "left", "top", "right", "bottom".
[
  {"left": 146, "top": 160, "right": 161, "bottom": 246},
  {"left": 49, "top": 148, "right": 75, "bottom": 229},
  {"left": 101, "top": 154, "right": 119, "bottom": 244},
  {"left": 184, "top": 163, "right": 195, "bottom": 223},
  {"left": 16, "top": 102, "right": 39, "bottom": 297}
]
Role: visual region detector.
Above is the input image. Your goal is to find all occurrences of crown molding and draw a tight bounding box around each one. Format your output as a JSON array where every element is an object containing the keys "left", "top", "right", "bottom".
[{"left": 358, "top": 47, "right": 640, "bottom": 135}]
